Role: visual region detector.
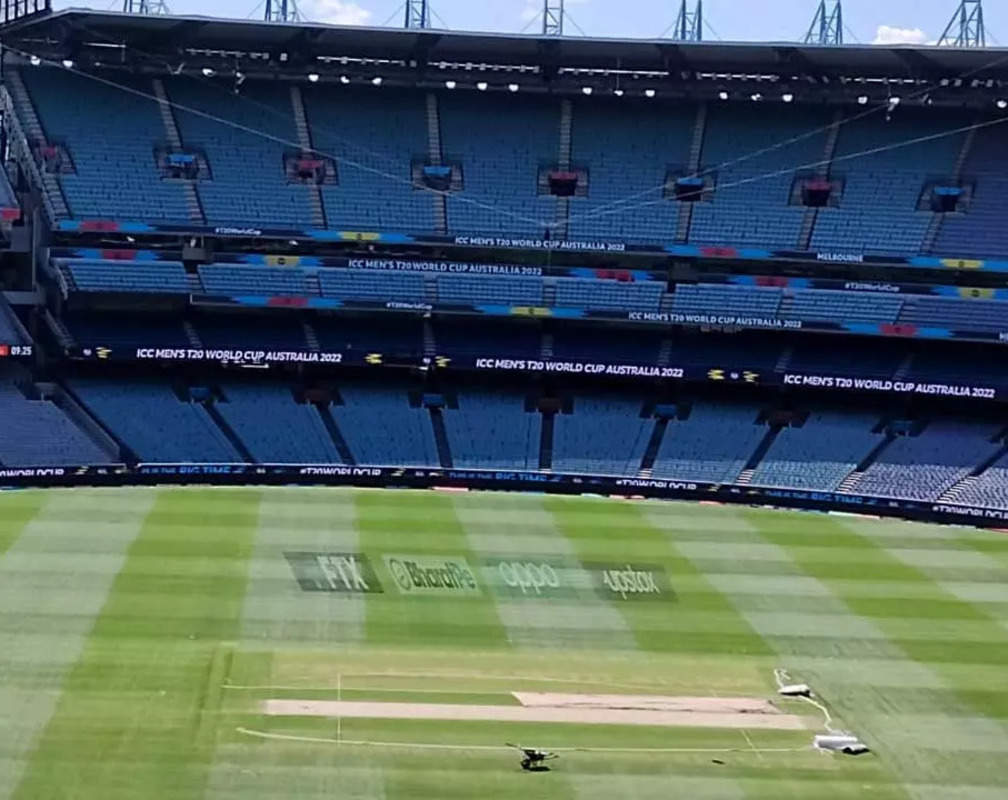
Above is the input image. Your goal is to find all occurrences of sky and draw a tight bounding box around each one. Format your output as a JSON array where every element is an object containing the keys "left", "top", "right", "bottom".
[{"left": 50, "top": 1, "right": 1005, "bottom": 47}]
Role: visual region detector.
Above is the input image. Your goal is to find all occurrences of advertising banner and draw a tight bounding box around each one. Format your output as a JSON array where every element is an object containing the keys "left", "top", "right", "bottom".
[{"left": 781, "top": 373, "right": 999, "bottom": 400}]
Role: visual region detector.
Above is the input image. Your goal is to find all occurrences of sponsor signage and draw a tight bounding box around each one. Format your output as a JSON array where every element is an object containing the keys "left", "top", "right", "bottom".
[
  {"left": 483, "top": 557, "right": 580, "bottom": 599},
  {"left": 452, "top": 235, "right": 627, "bottom": 253},
  {"left": 132, "top": 348, "right": 345, "bottom": 365},
  {"left": 473, "top": 357, "right": 684, "bottom": 379},
  {"left": 588, "top": 563, "right": 671, "bottom": 601},
  {"left": 285, "top": 552, "right": 383, "bottom": 594},
  {"left": 781, "top": 373, "right": 998, "bottom": 400},
  {"left": 383, "top": 554, "right": 482, "bottom": 596},
  {"left": 6, "top": 463, "right": 1008, "bottom": 529},
  {"left": 346, "top": 258, "right": 543, "bottom": 276}
]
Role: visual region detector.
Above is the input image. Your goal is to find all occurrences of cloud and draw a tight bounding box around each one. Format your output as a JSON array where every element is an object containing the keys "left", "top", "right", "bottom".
[
  {"left": 872, "top": 25, "right": 930, "bottom": 45},
  {"left": 300, "top": 0, "right": 372, "bottom": 26}
]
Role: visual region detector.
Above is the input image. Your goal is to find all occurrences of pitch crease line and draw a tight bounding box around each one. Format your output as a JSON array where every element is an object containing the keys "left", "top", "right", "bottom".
[{"left": 235, "top": 727, "right": 812, "bottom": 754}]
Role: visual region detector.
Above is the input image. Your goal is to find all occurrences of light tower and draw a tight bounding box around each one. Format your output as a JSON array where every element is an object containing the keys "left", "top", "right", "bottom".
[
  {"left": 669, "top": 1, "right": 702, "bottom": 42},
  {"left": 938, "top": 0, "right": 986, "bottom": 47},
  {"left": 122, "top": 0, "right": 170, "bottom": 13},
  {"left": 264, "top": 0, "right": 301, "bottom": 23},
  {"left": 803, "top": 0, "right": 842, "bottom": 45},
  {"left": 404, "top": 0, "right": 429, "bottom": 29},
  {"left": 543, "top": 0, "right": 564, "bottom": 36}
]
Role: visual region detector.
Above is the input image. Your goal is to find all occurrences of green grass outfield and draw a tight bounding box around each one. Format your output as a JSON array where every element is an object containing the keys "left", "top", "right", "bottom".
[{"left": 2, "top": 487, "right": 1008, "bottom": 799}]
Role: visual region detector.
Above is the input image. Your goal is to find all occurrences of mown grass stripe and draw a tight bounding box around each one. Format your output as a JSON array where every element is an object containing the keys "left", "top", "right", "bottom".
[
  {"left": 239, "top": 487, "right": 364, "bottom": 644},
  {"left": 0, "top": 491, "right": 45, "bottom": 558},
  {"left": 545, "top": 497, "right": 775, "bottom": 660},
  {"left": 0, "top": 489, "right": 156, "bottom": 800},
  {"left": 353, "top": 489, "right": 509, "bottom": 649},
  {"left": 12, "top": 488, "right": 260, "bottom": 800},
  {"left": 743, "top": 509, "right": 1008, "bottom": 790},
  {"left": 452, "top": 492, "right": 635, "bottom": 651}
]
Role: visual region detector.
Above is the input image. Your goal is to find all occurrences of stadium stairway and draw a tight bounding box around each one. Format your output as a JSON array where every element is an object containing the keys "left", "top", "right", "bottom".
[
  {"left": 424, "top": 92, "right": 448, "bottom": 234},
  {"left": 797, "top": 108, "right": 842, "bottom": 250},
  {"left": 921, "top": 118, "right": 978, "bottom": 254},
  {"left": 313, "top": 397, "right": 356, "bottom": 464},
  {"left": 151, "top": 78, "right": 205, "bottom": 225},
  {"left": 203, "top": 396, "right": 255, "bottom": 463},
  {"left": 5, "top": 70, "right": 70, "bottom": 218},
  {"left": 733, "top": 415, "right": 783, "bottom": 484},
  {"left": 938, "top": 429, "right": 1008, "bottom": 503},
  {"left": 290, "top": 85, "right": 327, "bottom": 228},
  {"left": 538, "top": 409, "right": 555, "bottom": 471},
  {"left": 552, "top": 98, "right": 573, "bottom": 240},
  {"left": 303, "top": 321, "right": 321, "bottom": 351},
  {"left": 676, "top": 103, "right": 708, "bottom": 243},
  {"left": 837, "top": 427, "right": 898, "bottom": 494},
  {"left": 183, "top": 320, "right": 203, "bottom": 349},
  {"left": 428, "top": 406, "right": 454, "bottom": 468},
  {"left": 638, "top": 417, "right": 670, "bottom": 477}
]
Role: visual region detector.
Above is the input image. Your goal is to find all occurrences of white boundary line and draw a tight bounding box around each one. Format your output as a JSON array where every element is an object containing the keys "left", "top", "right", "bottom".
[
  {"left": 235, "top": 727, "right": 811, "bottom": 755},
  {"left": 336, "top": 672, "right": 342, "bottom": 747}
]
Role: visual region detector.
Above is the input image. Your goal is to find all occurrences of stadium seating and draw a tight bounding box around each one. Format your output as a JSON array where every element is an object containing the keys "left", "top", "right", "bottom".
[
  {"left": 70, "top": 379, "right": 242, "bottom": 462},
  {"left": 436, "top": 273, "right": 544, "bottom": 306},
  {"left": 442, "top": 391, "right": 540, "bottom": 469},
  {"left": 750, "top": 411, "right": 882, "bottom": 490},
  {"left": 167, "top": 79, "right": 313, "bottom": 226},
  {"left": 319, "top": 269, "right": 427, "bottom": 303},
  {"left": 304, "top": 86, "right": 434, "bottom": 232},
  {"left": 933, "top": 123, "right": 1008, "bottom": 258},
  {"left": 551, "top": 395, "right": 650, "bottom": 475},
  {"left": 811, "top": 110, "right": 964, "bottom": 255},
  {"left": 62, "top": 260, "right": 191, "bottom": 294},
  {"left": 652, "top": 403, "right": 764, "bottom": 483},
  {"left": 945, "top": 455, "right": 1008, "bottom": 509},
  {"left": 690, "top": 105, "right": 831, "bottom": 249},
  {"left": 851, "top": 421, "right": 1000, "bottom": 501},
  {"left": 198, "top": 264, "right": 314, "bottom": 296},
  {"left": 896, "top": 295, "right": 1008, "bottom": 333},
  {"left": 554, "top": 277, "right": 663, "bottom": 313},
  {"left": 215, "top": 384, "right": 344, "bottom": 463},
  {"left": 438, "top": 92, "right": 558, "bottom": 237},
  {"left": 567, "top": 98, "right": 694, "bottom": 242},
  {"left": 672, "top": 284, "right": 782, "bottom": 317},
  {"left": 0, "top": 380, "right": 110, "bottom": 465},
  {"left": 331, "top": 384, "right": 439, "bottom": 466},
  {"left": 20, "top": 68, "right": 191, "bottom": 221},
  {"left": 780, "top": 288, "right": 903, "bottom": 325}
]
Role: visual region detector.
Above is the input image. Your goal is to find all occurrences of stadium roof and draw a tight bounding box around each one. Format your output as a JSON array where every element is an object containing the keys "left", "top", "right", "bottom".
[{"left": 3, "top": 9, "right": 1008, "bottom": 94}]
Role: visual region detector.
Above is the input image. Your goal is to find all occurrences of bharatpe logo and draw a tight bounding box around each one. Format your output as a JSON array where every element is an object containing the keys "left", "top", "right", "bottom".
[
  {"left": 588, "top": 563, "right": 672, "bottom": 601},
  {"left": 384, "top": 555, "right": 482, "bottom": 596},
  {"left": 284, "top": 552, "right": 383, "bottom": 594}
]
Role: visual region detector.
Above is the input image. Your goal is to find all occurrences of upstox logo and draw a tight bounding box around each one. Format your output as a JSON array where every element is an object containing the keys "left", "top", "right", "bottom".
[
  {"left": 384, "top": 555, "right": 482, "bottom": 596},
  {"left": 587, "top": 562, "right": 672, "bottom": 602}
]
